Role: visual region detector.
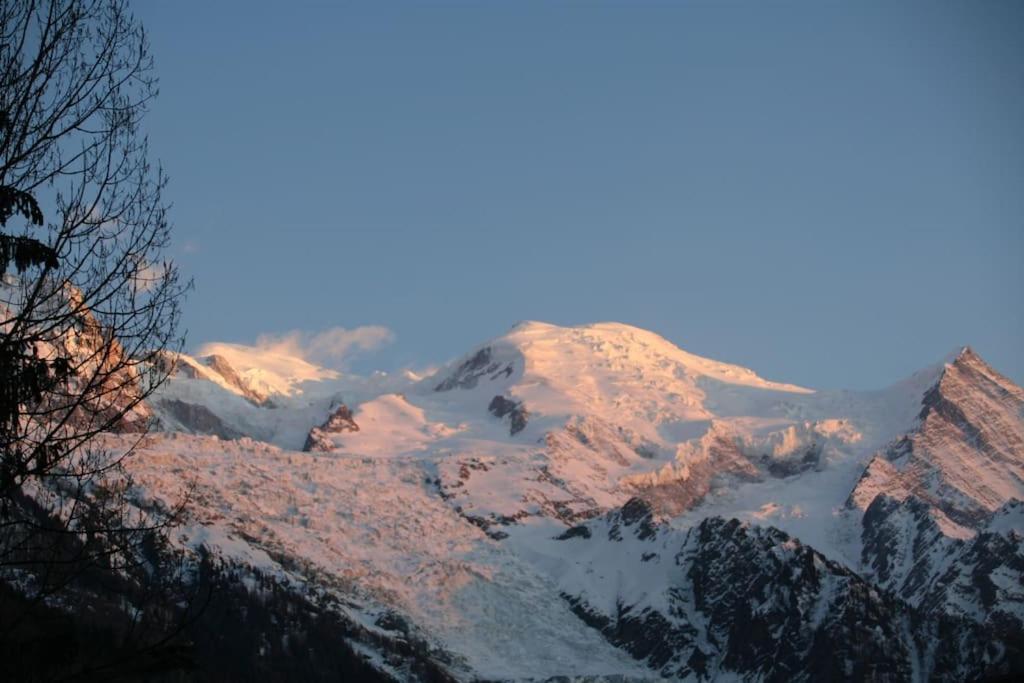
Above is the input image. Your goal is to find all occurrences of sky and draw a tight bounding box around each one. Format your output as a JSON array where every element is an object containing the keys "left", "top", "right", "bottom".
[{"left": 135, "top": 1, "right": 1022, "bottom": 390}]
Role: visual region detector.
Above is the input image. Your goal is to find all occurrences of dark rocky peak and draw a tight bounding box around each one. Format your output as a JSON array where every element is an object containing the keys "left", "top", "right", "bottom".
[
  {"left": 555, "top": 507, "right": 1019, "bottom": 681},
  {"left": 320, "top": 403, "right": 359, "bottom": 433},
  {"left": 434, "top": 346, "right": 515, "bottom": 392},
  {"left": 619, "top": 497, "right": 655, "bottom": 527},
  {"left": 488, "top": 395, "right": 528, "bottom": 435},
  {"left": 688, "top": 516, "right": 790, "bottom": 560},
  {"left": 303, "top": 402, "right": 360, "bottom": 453}
]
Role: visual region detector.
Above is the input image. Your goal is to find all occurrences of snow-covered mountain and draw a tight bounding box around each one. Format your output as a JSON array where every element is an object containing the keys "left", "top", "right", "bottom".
[{"left": 119, "top": 322, "right": 1024, "bottom": 680}]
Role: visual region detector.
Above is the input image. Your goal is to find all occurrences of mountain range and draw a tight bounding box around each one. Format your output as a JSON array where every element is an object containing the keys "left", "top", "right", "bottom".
[{"left": 108, "top": 321, "right": 1024, "bottom": 680}]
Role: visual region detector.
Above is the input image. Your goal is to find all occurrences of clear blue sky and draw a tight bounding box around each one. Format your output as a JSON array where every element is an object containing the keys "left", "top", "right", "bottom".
[{"left": 135, "top": 1, "right": 1022, "bottom": 390}]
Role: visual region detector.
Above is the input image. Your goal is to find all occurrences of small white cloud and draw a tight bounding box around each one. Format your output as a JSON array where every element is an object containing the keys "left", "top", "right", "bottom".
[
  {"left": 182, "top": 240, "right": 200, "bottom": 254},
  {"left": 252, "top": 326, "right": 395, "bottom": 368}
]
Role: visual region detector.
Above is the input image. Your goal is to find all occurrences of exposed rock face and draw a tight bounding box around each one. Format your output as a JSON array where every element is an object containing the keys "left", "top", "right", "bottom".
[
  {"left": 321, "top": 403, "right": 359, "bottom": 433},
  {"left": 488, "top": 395, "right": 528, "bottom": 435},
  {"left": 156, "top": 398, "right": 244, "bottom": 440},
  {"left": 303, "top": 429, "right": 333, "bottom": 454},
  {"left": 605, "top": 497, "right": 658, "bottom": 542},
  {"left": 849, "top": 347, "right": 1024, "bottom": 528},
  {"left": 879, "top": 499, "right": 1024, "bottom": 630},
  {"left": 611, "top": 423, "right": 840, "bottom": 518},
  {"left": 303, "top": 403, "right": 359, "bottom": 452},
  {"left": 621, "top": 425, "right": 761, "bottom": 516},
  {"left": 681, "top": 518, "right": 918, "bottom": 682},
  {"left": 202, "top": 353, "right": 274, "bottom": 406},
  {"left": 922, "top": 506, "right": 1024, "bottom": 634},
  {"left": 762, "top": 441, "right": 821, "bottom": 477},
  {"left": 559, "top": 511, "right": 915, "bottom": 681},
  {"left": 45, "top": 292, "right": 154, "bottom": 434},
  {"left": 557, "top": 500, "right": 1021, "bottom": 682},
  {"left": 860, "top": 494, "right": 958, "bottom": 602},
  {"left": 204, "top": 354, "right": 247, "bottom": 392},
  {"left": 859, "top": 496, "right": 1024, "bottom": 676},
  {"left": 434, "top": 347, "right": 514, "bottom": 392}
]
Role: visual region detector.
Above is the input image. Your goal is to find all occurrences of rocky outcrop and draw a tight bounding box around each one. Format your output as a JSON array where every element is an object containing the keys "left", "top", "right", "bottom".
[
  {"left": 202, "top": 353, "right": 274, "bottom": 406},
  {"left": 303, "top": 403, "right": 359, "bottom": 452},
  {"left": 434, "top": 347, "right": 514, "bottom": 392},
  {"left": 915, "top": 501, "right": 1024, "bottom": 629},
  {"left": 761, "top": 442, "right": 821, "bottom": 477},
  {"left": 924, "top": 521, "right": 1024, "bottom": 642},
  {"left": 621, "top": 425, "right": 761, "bottom": 517},
  {"left": 605, "top": 497, "right": 659, "bottom": 542},
  {"left": 860, "top": 494, "right": 959, "bottom": 602},
  {"left": 156, "top": 398, "right": 244, "bottom": 440},
  {"left": 488, "top": 395, "right": 527, "bottom": 435},
  {"left": 204, "top": 354, "right": 247, "bottom": 393}
]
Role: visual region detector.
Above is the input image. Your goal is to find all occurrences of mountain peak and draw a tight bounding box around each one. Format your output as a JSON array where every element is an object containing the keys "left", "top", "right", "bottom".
[
  {"left": 935, "top": 344, "right": 1023, "bottom": 402},
  {"left": 850, "top": 343, "right": 1024, "bottom": 528},
  {"left": 941, "top": 344, "right": 984, "bottom": 371},
  {"left": 944, "top": 345, "right": 973, "bottom": 362},
  {"left": 494, "top": 320, "right": 813, "bottom": 393},
  {"left": 194, "top": 341, "right": 339, "bottom": 399},
  {"left": 425, "top": 321, "right": 815, "bottom": 446}
]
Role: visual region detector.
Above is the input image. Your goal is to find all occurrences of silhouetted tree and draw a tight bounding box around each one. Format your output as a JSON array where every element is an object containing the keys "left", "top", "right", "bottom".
[{"left": 0, "top": 0, "right": 194, "bottom": 677}]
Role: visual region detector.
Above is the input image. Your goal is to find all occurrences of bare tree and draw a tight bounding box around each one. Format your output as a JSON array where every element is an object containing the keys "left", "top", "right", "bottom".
[{"left": 0, "top": 0, "right": 194, "bottom": 675}]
